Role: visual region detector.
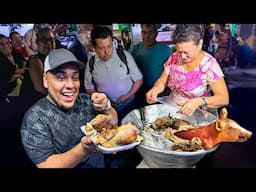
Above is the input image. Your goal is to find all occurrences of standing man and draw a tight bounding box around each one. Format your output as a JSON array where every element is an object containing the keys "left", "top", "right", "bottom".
[
  {"left": 84, "top": 26, "right": 143, "bottom": 168},
  {"left": 130, "top": 24, "right": 172, "bottom": 108},
  {"left": 84, "top": 26, "right": 143, "bottom": 123},
  {"left": 21, "top": 48, "right": 117, "bottom": 168}
]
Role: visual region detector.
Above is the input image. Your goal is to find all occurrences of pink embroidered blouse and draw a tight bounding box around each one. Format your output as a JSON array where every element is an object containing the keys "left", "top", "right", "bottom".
[{"left": 164, "top": 51, "right": 224, "bottom": 105}]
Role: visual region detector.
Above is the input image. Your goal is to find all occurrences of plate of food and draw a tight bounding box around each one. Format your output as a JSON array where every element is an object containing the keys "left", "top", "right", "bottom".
[{"left": 80, "top": 114, "right": 143, "bottom": 154}]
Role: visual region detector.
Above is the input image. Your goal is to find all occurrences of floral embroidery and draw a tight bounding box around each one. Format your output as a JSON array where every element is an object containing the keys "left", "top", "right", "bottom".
[{"left": 166, "top": 52, "right": 224, "bottom": 98}]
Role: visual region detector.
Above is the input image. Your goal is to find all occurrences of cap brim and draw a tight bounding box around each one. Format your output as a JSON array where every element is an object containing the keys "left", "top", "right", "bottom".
[
  {"left": 64, "top": 60, "right": 85, "bottom": 70},
  {"left": 47, "top": 60, "right": 85, "bottom": 73}
]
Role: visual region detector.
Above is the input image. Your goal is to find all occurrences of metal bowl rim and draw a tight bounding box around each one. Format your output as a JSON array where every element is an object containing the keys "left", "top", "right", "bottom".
[{"left": 137, "top": 143, "right": 219, "bottom": 156}]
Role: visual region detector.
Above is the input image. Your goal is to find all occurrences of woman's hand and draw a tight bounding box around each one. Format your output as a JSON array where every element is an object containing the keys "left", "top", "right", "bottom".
[
  {"left": 146, "top": 87, "right": 161, "bottom": 104},
  {"left": 176, "top": 98, "right": 201, "bottom": 116}
]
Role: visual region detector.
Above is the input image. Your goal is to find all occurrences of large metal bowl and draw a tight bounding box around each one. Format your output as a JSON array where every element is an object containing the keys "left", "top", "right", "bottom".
[
  {"left": 137, "top": 142, "right": 219, "bottom": 168},
  {"left": 121, "top": 104, "right": 219, "bottom": 168}
]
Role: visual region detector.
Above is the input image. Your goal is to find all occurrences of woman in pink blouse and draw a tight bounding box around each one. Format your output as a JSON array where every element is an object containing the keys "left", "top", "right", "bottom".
[{"left": 146, "top": 24, "right": 229, "bottom": 116}]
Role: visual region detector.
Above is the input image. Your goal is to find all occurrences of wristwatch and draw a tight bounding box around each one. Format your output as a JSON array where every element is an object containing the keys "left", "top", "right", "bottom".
[
  {"left": 202, "top": 97, "right": 208, "bottom": 111},
  {"left": 104, "top": 99, "right": 111, "bottom": 111}
]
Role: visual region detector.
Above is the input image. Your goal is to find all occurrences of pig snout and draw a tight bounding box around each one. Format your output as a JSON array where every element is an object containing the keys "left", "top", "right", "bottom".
[{"left": 227, "top": 120, "right": 252, "bottom": 142}]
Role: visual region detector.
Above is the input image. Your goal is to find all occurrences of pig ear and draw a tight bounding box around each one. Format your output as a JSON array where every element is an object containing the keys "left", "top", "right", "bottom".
[
  {"left": 216, "top": 120, "right": 223, "bottom": 131},
  {"left": 219, "top": 107, "right": 228, "bottom": 120}
]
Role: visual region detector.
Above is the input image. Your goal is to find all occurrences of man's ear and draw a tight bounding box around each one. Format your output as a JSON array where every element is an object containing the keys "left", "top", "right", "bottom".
[{"left": 43, "top": 73, "right": 48, "bottom": 89}]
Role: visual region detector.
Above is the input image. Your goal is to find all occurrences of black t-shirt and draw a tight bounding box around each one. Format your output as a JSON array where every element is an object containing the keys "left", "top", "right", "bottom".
[{"left": 0, "top": 51, "right": 25, "bottom": 97}]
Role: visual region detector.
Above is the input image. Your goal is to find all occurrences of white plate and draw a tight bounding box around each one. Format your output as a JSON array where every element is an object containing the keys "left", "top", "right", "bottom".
[{"left": 80, "top": 125, "right": 141, "bottom": 154}]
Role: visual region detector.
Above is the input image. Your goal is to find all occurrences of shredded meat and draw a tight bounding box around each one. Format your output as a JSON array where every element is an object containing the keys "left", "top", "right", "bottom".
[
  {"left": 153, "top": 116, "right": 190, "bottom": 130},
  {"left": 172, "top": 119, "right": 190, "bottom": 129},
  {"left": 171, "top": 143, "right": 203, "bottom": 152}
]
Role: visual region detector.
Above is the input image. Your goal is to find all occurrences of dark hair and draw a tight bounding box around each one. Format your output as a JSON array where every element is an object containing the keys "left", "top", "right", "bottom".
[
  {"left": 9, "top": 31, "right": 20, "bottom": 40},
  {"left": 141, "top": 24, "right": 158, "bottom": 32},
  {"left": 174, "top": 24, "right": 205, "bottom": 45},
  {"left": 90, "top": 26, "right": 113, "bottom": 47},
  {"left": 36, "top": 27, "right": 52, "bottom": 39},
  {"left": 36, "top": 27, "right": 54, "bottom": 44},
  {"left": 0, "top": 34, "right": 8, "bottom": 40}
]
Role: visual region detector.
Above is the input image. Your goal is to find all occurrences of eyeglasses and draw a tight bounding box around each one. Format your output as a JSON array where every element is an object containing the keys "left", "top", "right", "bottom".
[{"left": 38, "top": 37, "right": 55, "bottom": 43}]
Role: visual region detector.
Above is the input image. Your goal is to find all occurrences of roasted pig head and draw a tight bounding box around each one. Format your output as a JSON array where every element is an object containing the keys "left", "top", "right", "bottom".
[{"left": 173, "top": 108, "right": 252, "bottom": 150}]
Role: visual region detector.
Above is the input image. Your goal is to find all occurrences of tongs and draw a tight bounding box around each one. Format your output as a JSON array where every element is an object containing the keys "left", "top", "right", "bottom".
[{"left": 139, "top": 107, "right": 147, "bottom": 128}]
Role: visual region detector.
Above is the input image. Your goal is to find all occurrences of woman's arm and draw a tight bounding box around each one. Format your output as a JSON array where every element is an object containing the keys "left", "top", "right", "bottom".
[
  {"left": 146, "top": 70, "right": 169, "bottom": 104},
  {"left": 24, "top": 41, "right": 35, "bottom": 56},
  {"left": 205, "top": 77, "right": 229, "bottom": 108},
  {"left": 177, "top": 77, "right": 229, "bottom": 116},
  {"left": 29, "top": 56, "right": 47, "bottom": 94}
]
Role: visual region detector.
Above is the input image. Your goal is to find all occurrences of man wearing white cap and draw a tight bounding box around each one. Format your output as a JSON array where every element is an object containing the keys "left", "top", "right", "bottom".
[{"left": 21, "top": 48, "right": 117, "bottom": 168}]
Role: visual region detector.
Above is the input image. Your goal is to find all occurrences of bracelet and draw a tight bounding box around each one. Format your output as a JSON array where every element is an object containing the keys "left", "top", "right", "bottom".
[
  {"left": 104, "top": 99, "right": 111, "bottom": 111},
  {"left": 201, "top": 97, "right": 208, "bottom": 111}
]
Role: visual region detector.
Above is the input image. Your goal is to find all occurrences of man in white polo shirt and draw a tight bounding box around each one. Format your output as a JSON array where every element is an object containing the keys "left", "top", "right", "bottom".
[
  {"left": 84, "top": 26, "right": 143, "bottom": 168},
  {"left": 84, "top": 26, "right": 143, "bottom": 123}
]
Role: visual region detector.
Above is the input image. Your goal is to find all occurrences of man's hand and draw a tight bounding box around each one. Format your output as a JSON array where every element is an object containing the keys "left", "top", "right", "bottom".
[
  {"left": 81, "top": 136, "right": 99, "bottom": 153},
  {"left": 91, "top": 92, "right": 109, "bottom": 111}
]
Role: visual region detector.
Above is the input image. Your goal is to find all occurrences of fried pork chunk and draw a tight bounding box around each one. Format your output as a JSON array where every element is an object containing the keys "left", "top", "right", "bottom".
[
  {"left": 90, "top": 114, "right": 118, "bottom": 132},
  {"left": 102, "top": 122, "right": 142, "bottom": 148},
  {"left": 85, "top": 114, "right": 143, "bottom": 148}
]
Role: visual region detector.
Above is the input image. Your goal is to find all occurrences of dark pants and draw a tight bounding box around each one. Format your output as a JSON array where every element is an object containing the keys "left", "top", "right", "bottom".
[
  {"left": 112, "top": 97, "right": 136, "bottom": 125},
  {"left": 104, "top": 148, "right": 142, "bottom": 168},
  {"left": 0, "top": 96, "right": 35, "bottom": 168}
]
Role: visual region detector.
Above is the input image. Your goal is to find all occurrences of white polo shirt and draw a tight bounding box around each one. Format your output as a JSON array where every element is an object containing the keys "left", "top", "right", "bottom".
[{"left": 84, "top": 49, "right": 142, "bottom": 101}]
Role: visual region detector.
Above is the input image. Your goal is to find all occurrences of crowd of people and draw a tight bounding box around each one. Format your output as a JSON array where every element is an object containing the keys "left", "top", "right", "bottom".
[
  {"left": 0, "top": 24, "right": 230, "bottom": 168},
  {"left": 203, "top": 24, "right": 250, "bottom": 69}
]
